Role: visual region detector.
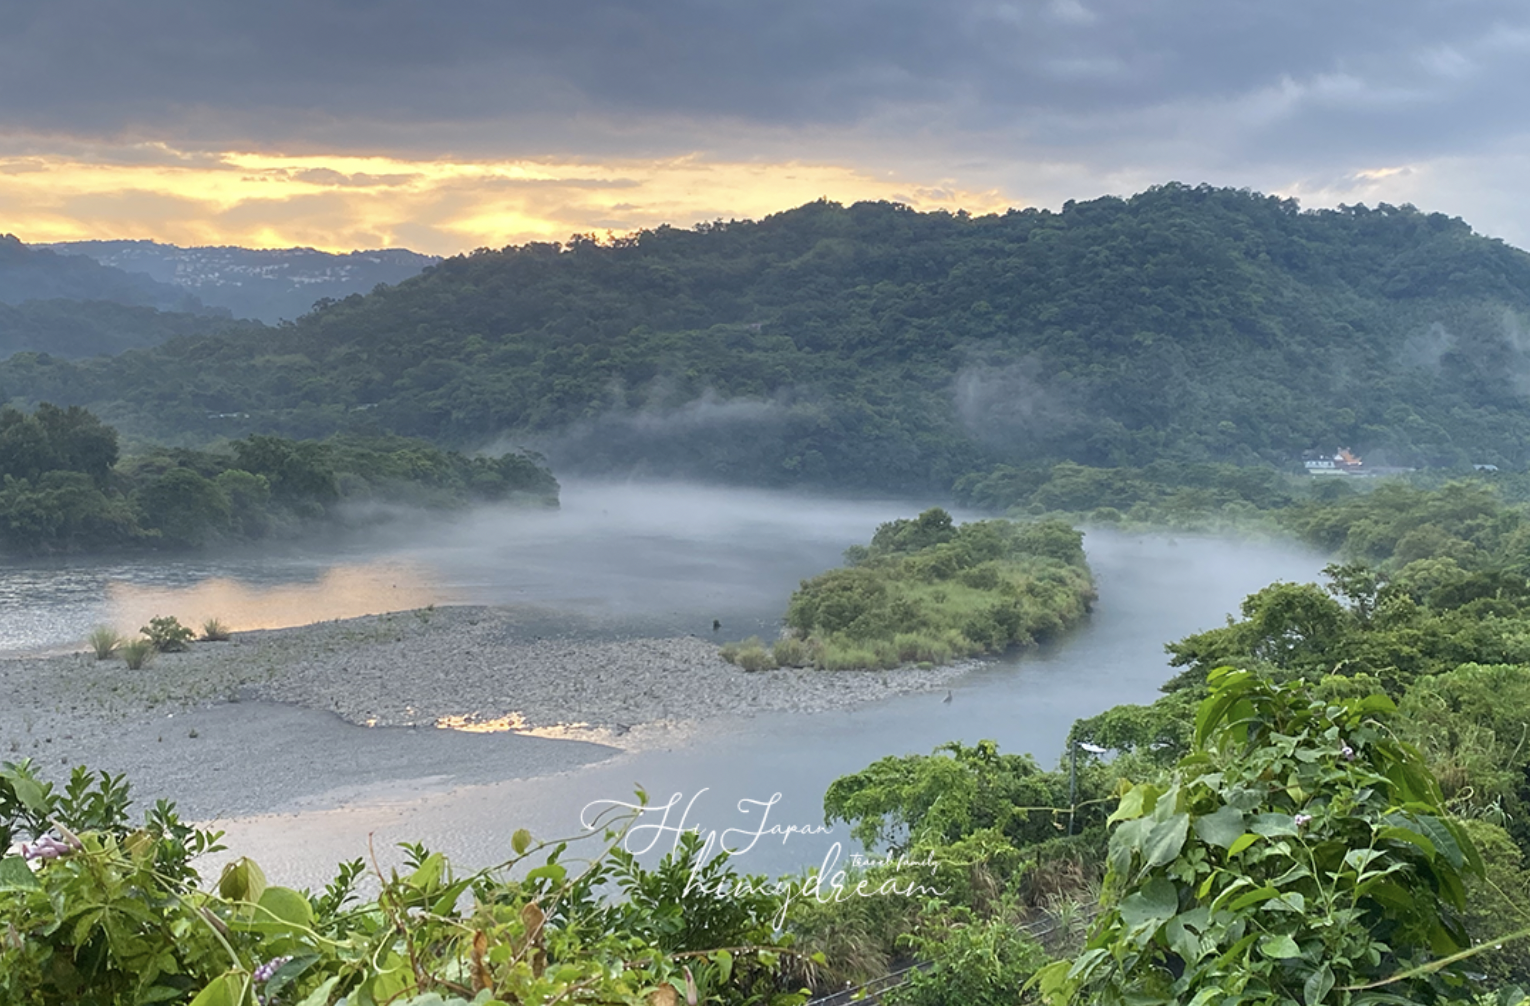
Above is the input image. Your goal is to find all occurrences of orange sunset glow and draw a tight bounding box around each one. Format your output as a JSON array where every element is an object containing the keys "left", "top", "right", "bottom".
[{"left": 1, "top": 145, "right": 1016, "bottom": 255}]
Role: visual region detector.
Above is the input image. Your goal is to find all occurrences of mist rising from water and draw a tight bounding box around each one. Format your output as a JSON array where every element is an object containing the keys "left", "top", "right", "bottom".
[{"left": 0, "top": 481, "right": 953, "bottom": 654}]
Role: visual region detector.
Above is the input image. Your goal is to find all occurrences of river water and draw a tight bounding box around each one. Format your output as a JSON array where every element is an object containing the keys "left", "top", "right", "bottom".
[{"left": 0, "top": 483, "right": 1328, "bottom": 885}]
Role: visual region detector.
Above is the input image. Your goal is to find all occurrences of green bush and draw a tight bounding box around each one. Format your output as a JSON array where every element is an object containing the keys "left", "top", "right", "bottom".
[
  {"left": 0, "top": 762, "right": 806, "bottom": 1006},
  {"left": 141, "top": 615, "right": 194, "bottom": 652},
  {"left": 730, "top": 637, "right": 777, "bottom": 672},
  {"left": 887, "top": 911, "right": 1047, "bottom": 1006}
]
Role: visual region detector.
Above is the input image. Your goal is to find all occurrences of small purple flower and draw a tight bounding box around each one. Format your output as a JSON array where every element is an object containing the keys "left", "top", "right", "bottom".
[
  {"left": 1340, "top": 743, "right": 1356, "bottom": 761},
  {"left": 1294, "top": 813, "right": 1312, "bottom": 828},
  {"left": 253, "top": 956, "right": 292, "bottom": 984},
  {"left": 21, "top": 835, "right": 73, "bottom": 862}
]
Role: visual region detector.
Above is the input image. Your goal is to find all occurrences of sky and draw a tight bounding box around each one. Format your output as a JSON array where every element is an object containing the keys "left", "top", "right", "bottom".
[{"left": 4, "top": 0, "right": 1530, "bottom": 256}]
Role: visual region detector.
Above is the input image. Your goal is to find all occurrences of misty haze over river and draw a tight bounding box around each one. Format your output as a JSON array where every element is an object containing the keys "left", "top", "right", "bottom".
[{"left": 0, "top": 482, "right": 1327, "bottom": 883}]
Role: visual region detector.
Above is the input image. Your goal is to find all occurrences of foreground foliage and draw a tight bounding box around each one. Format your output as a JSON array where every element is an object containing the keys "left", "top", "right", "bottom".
[
  {"left": 0, "top": 765, "right": 813, "bottom": 1006},
  {"left": 1036, "top": 668, "right": 1488, "bottom": 1005}
]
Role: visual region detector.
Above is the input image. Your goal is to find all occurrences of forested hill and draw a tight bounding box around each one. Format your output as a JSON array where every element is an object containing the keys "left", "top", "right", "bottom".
[
  {"left": 42, "top": 240, "right": 440, "bottom": 323},
  {"left": 0, "top": 300, "right": 266, "bottom": 360},
  {"left": 5, "top": 183, "right": 1530, "bottom": 491},
  {"left": 0, "top": 235, "right": 214, "bottom": 314}
]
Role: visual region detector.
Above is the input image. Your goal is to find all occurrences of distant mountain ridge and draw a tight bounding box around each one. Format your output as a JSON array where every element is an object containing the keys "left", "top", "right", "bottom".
[
  {"left": 43, "top": 240, "right": 441, "bottom": 323},
  {"left": 0, "top": 234, "right": 213, "bottom": 314}
]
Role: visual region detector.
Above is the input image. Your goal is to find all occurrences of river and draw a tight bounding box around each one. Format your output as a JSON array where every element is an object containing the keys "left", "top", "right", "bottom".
[{"left": 0, "top": 482, "right": 1328, "bottom": 886}]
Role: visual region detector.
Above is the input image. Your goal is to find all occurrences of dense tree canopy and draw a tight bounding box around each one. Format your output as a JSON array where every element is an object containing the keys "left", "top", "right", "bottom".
[
  {"left": 0, "top": 405, "right": 559, "bottom": 555},
  {"left": 0, "top": 299, "right": 261, "bottom": 359},
  {"left": 5, "top": 186, "right": 1530, "bottom": 490}
]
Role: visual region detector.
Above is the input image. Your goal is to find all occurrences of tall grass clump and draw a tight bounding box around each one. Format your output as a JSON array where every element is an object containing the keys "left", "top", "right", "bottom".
[
  {"left": 86, "top": 626, "right": 122, "bottom": 660},
  {"left": 819, "top": 643, "right": 887, "bottom": 671},
  {"left": 771, "top": 635, "right": 812, "bottom": 668},
  {"left": 120, "top": 638, "right": 154, "bottom": 670},
  {"left": 199, "top": 618, "right": 232, "bottom": 642},
  {"left": 893, "top": 631, "right": 958, "bottom": 665}
]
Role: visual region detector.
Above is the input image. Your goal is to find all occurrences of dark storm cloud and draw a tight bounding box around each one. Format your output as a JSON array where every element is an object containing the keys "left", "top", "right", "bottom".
[{"left": 3, "top": 0, "right": 1529, "bottom": 167}]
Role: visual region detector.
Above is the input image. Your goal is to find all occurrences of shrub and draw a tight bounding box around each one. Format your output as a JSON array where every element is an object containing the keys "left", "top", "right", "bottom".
[
  {"left": 0, "top": 764, "right": 793, "bottom": 1006},
  {"left": 820, "top": 643, "right": 884, "bottom": 671},
  {"left": 731, "top": 638, "right": 776, "bottom": 672},
  {"left": 888, "top": 912, "right": 1047, "bottom": 1006},
  {"left": 199, "top": 617, "right": 231, "bottom": 642},
  {"left": 772, "top": 635, "right": 811, "bottom": 668},
  {"left": 120, "top": 638, "right": 154, "bottom": 670},
  {"left": 86, "top": 626, "right": 121, "bottom": 660},
  {"left": 893, "top": 631, "right": 958, "bottom": 665},
  {"left": 141, "top": 615, "right": 194, "bottom": 652}
]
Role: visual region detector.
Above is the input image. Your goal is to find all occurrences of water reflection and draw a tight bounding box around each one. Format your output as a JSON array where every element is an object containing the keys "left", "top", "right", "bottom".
[
  {"left": 0, "top": 481, "right": 947, "bottom": 655},
  {"left": 106, "top": 562, "right": 451, "bottom": 638},
  {"left": 0, "top": 556, "right": 453, "bottom": 656}
]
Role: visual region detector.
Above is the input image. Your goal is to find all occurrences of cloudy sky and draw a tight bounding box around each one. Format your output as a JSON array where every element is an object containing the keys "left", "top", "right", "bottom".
[{"left": 4, "top": 0, "right": 1529, "bottom": 254}]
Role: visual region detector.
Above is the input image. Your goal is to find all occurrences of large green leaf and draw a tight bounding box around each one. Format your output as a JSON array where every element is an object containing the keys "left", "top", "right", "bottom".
[
  {"left": 1142, "top": 813, "right": 1190, "bottom": 868},
  {"left": 1250, "top": 813, "right": 1299, "bottom": 838},
  {"left": 1304, "top": 963, "right": 1335, "bottom": 1006},
  {"left": 1119, "top": 876, "right": 1179, "bottom": 929},
  {"left": 188, "top": 973, "right": 244, "bottom": 1006},
  {"left": 0, "top": 855, "right": 38, "bottom": 890},
  {"left": 1108, "top": 782, "right": 1157, "bottom": 824},
  {"left": 1192, "top": 805, "right": 1245, "bottom": 850},
  {"left": 218, "top": 857, "right": 267, "bottom": 903},
  {"left": 260, "top": 886, "right": 313, "bottom": 928},
  {"left": 1259, "top": 933, "right": 1302, "bottom": 960}
]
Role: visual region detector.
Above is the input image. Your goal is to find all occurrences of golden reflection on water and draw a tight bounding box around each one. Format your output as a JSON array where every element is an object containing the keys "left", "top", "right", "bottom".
[
  {"left": 435, "top": 712, "right": 597, "bottom": 741},
  {"left": 436, "top": 713, "right": 529, "bottom": 733},
  {"left": 105, "top": 561, "right": 455, "bottom": 636}
]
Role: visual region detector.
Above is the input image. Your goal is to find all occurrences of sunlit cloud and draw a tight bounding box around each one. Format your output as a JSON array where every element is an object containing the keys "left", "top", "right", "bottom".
[
  {"left": 1269, "top": 146, "right": 1530, "bottom": 250},
  {"left": 0, "top": 144, "right": 1016, "bottom": 255}
]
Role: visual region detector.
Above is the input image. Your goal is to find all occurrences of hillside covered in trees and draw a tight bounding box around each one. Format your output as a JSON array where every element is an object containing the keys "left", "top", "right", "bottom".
[
  {"left": 0, "top": 235, "right": 214, "bottom": 314},
  {"left": 5, "top": 184, "right": 1530, "bottom": 491},
  {"left": 0, "top": 299, "right": 265, "bottom": 359}
]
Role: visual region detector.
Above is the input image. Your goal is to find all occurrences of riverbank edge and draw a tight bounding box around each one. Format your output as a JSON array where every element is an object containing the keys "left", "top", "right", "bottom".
[{"left": 0, "top": 604, "right": 983, "bottom": 801}]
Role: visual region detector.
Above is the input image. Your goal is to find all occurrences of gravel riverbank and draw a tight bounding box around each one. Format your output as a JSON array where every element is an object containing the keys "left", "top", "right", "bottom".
[{"left": 0, "top": 605, "right": 971, "bottom": 818}]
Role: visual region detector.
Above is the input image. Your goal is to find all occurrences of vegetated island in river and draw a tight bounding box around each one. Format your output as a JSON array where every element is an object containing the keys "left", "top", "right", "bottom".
[{"left": 722, "top": 508, "right": 1095, "bottom": 671}]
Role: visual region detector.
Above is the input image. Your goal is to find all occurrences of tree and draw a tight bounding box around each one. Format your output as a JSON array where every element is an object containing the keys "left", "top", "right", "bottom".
[
  {"left": 230, "top": 435, "right": 338, "bottom": 512},
  {"left": 136, "top": 467, "right": 230, "bottom": 547},
  {"left": 0, "top": 403, "right": 118, "bottom": 485},
  {"left": 33, "top": 402, "right": 118, "bottom": 485}
]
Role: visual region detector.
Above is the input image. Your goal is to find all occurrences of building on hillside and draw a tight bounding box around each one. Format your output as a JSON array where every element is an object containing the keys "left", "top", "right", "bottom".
[
  {"left": 1301, "top": 447, "right": 1414, "bottom": 478},
  {"left": 1303, "top": 447, "right": 1365, "bottom": 475}
]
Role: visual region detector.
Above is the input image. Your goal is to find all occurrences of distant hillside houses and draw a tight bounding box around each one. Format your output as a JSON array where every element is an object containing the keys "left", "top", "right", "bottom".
[{"left": 1302, "top": 448, "right": 1415, "bottom": 477}]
